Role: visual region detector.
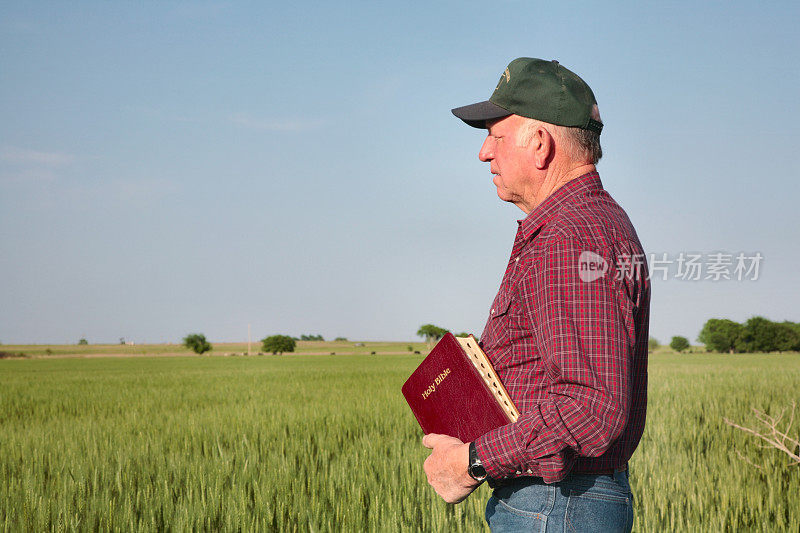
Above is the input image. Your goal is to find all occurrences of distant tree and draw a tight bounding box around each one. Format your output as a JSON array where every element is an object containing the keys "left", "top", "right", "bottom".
[
  {"left": 417, "top": 324, "right": 449, "bottom": 345},
  {"left": 261, "top": 335, "right": 296, "bottom": 355},
  {"left": 300, "top": 334, "right": 324, "bottom": 341},
  {"left": 774, "top": 321, "right": 800, "bottom": 352},
  {"left": 407, "top": 345, "right": 413, "bottom": 352},
  {"left": 736, "top": 316, "right": 782, "bottom": 353},
  {"left": 698, "top": 319, "right": 743, "bottom": 353},
  {"left": 648, "top": 338, "right": 659, "bottom": 352},
  {"left": 790, "top": 322, "right": 800, "bottom": 351},
  {"left": 670, "top": 336, "right": 690, "bottom": 353},
  {"left": 119, "top": 337, "right": 126, "bottom": 345},
  {"left": 78, "top": 338, "right": 88, "bottom": 345},
  {"left": 183, "top": 333, "right": 212, "bottom": 355},
  {"left": 334, "top": 337, "right": 348, "bottom": 342}
]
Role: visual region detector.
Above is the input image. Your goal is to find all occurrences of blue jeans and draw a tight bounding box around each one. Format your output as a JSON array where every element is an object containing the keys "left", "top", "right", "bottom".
[{"left": 485, "top": 470, "right": 633, "bottom": 532}]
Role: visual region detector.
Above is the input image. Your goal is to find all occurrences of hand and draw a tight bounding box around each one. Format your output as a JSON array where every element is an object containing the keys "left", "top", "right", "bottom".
[{"left": 422, "top": 433, "right": 480, "bottom": 504}]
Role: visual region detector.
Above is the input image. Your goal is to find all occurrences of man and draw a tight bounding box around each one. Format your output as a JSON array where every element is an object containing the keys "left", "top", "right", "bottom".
[{"left": 422, "top": 58, "right": 650, "bottom": 532}]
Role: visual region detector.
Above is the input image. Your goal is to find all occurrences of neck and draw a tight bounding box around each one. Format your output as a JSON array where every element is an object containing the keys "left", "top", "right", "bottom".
[{"left": 520, "top": 162, "right": 596, "bottom": 214}]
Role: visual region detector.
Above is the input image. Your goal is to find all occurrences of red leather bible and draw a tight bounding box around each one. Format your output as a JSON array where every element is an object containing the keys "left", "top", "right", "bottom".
[{"left": 402, "top": 333, "right": 519, "bottom": 443}]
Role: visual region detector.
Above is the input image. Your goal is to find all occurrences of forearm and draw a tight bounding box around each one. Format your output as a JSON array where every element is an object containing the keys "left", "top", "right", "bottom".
[{"left": 475, "top": 389, "right": 629, "bottom": 482}]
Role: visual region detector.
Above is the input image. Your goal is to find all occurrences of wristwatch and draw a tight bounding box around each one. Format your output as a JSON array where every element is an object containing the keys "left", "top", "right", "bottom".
[{"left": 468, "top": 442, "right": 487, "bottom": 482}]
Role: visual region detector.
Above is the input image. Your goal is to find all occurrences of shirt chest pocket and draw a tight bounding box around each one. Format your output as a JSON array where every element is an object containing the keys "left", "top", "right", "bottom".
[
  {"left": 481, "top": 292, "right": 515, "bottom": 354},
  {"left": 490, "top": 292, "right": 513, "bottom": 320},
  {"left": 483, "top": 290, "right": 537, "bottom": 367}
]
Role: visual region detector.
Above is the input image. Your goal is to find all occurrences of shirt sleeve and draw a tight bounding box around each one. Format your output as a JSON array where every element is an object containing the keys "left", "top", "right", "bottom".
[{"left": 475, "top": 236, "right": 638, "bottom": 483}]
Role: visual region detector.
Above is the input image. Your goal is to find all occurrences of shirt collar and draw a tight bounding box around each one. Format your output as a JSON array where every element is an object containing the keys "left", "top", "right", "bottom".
[{"left": 517, "top": 171, "right": 604, "bottom": 240}]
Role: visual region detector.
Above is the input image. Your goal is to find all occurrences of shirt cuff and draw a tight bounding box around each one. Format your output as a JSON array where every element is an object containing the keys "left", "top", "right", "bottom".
[{"left": 475, "top": 422, "right": 530, "bottom": 480}]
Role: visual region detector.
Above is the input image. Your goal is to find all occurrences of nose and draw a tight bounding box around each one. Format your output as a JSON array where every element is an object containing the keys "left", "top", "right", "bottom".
[{"left": 478, "top": 135, "right": 494, "bottom": 162}]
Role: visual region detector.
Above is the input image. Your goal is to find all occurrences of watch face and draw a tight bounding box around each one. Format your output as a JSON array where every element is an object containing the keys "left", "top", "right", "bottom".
[{"left": 468, "top": 442, "right": 487, "bottom": 481}]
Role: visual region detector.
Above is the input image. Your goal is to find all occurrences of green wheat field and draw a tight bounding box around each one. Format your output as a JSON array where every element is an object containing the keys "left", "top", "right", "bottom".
[{"left": 1, "top": 344, "right": 798, "bottom": 531}]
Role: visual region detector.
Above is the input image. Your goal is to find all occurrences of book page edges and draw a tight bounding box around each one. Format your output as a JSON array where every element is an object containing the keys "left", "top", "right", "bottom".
[{"left": 455, "top": 336, "right": 520, "bottom": 423}]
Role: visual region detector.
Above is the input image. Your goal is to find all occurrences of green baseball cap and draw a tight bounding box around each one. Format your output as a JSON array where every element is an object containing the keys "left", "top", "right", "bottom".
[{"left": 452, "top": 57, "right": 603, "bottom": 133}]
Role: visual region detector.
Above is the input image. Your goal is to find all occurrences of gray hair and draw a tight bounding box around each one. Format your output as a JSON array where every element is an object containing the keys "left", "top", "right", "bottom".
[{"left": 516, "top": 105, "right": 603, "bottom": 165}]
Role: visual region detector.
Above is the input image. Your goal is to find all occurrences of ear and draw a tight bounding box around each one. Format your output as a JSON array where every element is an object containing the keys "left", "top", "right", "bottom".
[{"left": 533, "top": 127, "right": 555, "bottom": 169}]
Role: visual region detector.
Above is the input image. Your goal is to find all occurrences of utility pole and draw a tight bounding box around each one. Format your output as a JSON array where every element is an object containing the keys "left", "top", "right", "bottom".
[{"left": 248, "top": 323, "right": 252, "bottom": 356}]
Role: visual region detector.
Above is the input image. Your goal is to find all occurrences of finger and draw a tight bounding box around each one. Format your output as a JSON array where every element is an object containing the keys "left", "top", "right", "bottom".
[{"left": 422, "top": 433, "right": 442, "bottom": 448}]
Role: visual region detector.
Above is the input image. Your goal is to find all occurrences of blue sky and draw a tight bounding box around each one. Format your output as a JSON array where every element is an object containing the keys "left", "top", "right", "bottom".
[{"left": 2, "top": 1, "right": 799, "bottom": 344}]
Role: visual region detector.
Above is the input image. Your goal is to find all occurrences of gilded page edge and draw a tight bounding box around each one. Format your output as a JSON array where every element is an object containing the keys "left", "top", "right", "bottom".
[{"left": 455, "top": 335, "right": 520, "bottom": 423}]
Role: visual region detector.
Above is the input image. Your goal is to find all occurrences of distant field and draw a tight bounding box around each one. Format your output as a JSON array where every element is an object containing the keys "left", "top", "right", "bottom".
[
  {"left": 1, "top": 349, "right": 798, "bottom": 530},
  {"left": 0, "top": 339, "right": 431, "bottom": 358}
]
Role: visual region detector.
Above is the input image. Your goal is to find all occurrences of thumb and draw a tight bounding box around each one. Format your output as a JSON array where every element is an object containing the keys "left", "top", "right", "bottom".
[{"left": 422, "top": 433, "right": 442, "bottom": 449}]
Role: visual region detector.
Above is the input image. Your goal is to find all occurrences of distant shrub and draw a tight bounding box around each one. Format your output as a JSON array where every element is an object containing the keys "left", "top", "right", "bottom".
[
  {"left": 261, "top": 335, "right": 296, "bottom": 355},
  {"left": 407, "top": 345, "right": 413, "bottom": 352},
  {"left": 182, "top": 333, "right": 212, "bottom": 355},
  {"left": 648, "top": 338, "right": 659, "bottom": 352},
  {"left": 670, "top": 336, "right": 690, "bottom": 353},
  {"left": 0, "top": 351, "right": 27, "bottom": 359},
  {"left": 334, "top": 337, "right": 348, "bottom": 342},
  {"left": 78, "top": 338, "right": 88, "bottom": 345}
]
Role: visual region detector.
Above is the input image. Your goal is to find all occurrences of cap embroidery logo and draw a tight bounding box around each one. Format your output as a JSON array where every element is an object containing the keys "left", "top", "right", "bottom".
[{"left": 495, "top": 68, "right": 511, "bottom": 91}]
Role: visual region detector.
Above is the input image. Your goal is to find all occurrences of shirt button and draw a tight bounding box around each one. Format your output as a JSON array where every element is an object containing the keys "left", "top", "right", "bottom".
[
  {"left": 526, "top": 469, "right": 533, "bottom": 474},
  {"left": 515, "top": 470, "right": 521, "bottom": 475},
  {"left": 515, "top": 257, "right": 519, "bottom": 262},
  {"left": 491, "top": 308, "right": 495, "bottom": 314}
]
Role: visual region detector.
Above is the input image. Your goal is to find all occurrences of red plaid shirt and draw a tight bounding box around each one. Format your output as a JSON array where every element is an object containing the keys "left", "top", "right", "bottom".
[{"left": 475, "top": 172, "right": 650, "bottom": 484}]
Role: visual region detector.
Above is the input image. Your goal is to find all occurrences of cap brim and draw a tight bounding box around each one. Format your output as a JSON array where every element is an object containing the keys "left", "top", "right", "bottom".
[{"left": 451, "top": 101, "right": 511, "bottom": 128}]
